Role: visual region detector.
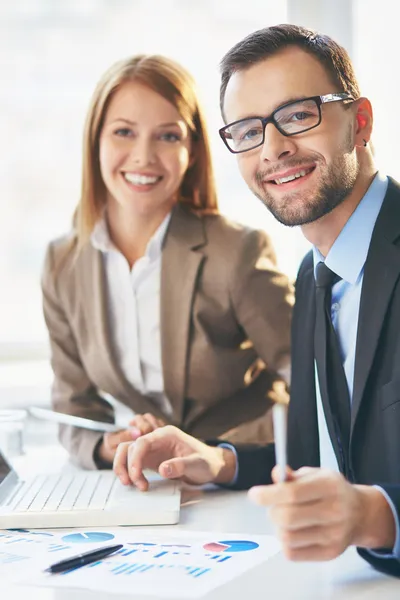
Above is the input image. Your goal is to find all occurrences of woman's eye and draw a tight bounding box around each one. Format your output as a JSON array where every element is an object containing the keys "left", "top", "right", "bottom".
[
  {"left": 159, "top": 132, "right": 181, "bottom": 142},
  {"left": 114, "top": 128, "right": 134, "bottom": 137}
]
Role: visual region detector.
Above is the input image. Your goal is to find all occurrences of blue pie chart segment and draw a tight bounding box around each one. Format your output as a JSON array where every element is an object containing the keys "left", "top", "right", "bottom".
[
  {"left": 203, "top": 540, "right": 259, "bottom": 553},
  {"left": 61, "top": 532, "right": 115, "bottom": 544}
]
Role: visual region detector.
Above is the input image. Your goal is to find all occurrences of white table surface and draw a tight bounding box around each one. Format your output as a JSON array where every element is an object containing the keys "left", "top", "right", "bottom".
[{"left": 2, "top": 422, "right": 399, "bottom": 599}]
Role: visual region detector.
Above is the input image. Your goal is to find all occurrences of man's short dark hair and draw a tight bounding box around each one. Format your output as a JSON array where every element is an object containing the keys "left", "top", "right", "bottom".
[{"left": 219, "top": 24, "right": 361, "bottom": 119}]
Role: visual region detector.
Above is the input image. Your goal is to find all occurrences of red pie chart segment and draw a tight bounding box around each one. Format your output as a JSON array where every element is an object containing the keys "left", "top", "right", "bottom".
[{"left": 203, "top": 540, "right": 259, "bottom": 552}]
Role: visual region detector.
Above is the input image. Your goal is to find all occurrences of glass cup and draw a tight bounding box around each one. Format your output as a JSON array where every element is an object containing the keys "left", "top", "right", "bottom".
[{"left": 0, "top": 409, "right": 27, "bottom": 457}]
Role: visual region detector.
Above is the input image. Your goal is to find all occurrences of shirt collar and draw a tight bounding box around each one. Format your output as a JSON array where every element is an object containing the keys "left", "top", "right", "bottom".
[
  {"left": 313, "top": 172, "right": 388, "bottom": 284},
  {"left": 91, "top": 211, "right": 172, "bottom": 261}
]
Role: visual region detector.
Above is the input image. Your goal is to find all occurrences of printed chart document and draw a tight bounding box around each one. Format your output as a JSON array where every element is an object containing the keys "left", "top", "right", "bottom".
[
  {"left": 23, "top": 527, "right": 281, "bottom": 598},
  {"left": 0, "top": 527, "right": 113, "bottom": 581}
]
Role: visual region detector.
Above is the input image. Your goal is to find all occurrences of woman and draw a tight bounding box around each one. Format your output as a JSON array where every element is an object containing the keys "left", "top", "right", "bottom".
[{"left": 41, "top": 54, "right": 293, "bottom": 469}]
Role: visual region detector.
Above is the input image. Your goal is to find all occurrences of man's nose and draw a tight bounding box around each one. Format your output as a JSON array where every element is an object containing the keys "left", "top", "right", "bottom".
[{"left": 259, "top": 123, "right": 297, "bottom": 163}]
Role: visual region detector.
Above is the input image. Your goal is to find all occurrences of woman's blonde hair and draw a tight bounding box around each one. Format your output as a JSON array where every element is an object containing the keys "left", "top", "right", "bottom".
[{"left": 76, "top": 54, "right": 219, "bottom": 246}]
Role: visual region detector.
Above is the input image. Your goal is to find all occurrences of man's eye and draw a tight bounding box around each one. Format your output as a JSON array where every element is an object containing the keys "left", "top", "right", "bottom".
[
  {"left": 291, "top": 111, "right": 313, "bottom": 122},
  {"left": 242, "top": 128, "right": 262, "bottom": 140}
]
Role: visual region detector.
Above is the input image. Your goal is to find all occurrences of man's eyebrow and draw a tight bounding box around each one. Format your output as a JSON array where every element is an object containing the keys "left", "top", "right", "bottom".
[{"left": 229, "top": 95, "right": 313, "bottom": 123}]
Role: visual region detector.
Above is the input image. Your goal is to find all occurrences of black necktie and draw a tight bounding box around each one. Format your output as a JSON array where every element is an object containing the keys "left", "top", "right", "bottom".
[{"left": 314, "top": 262, "right": 351, "bottom": 476}]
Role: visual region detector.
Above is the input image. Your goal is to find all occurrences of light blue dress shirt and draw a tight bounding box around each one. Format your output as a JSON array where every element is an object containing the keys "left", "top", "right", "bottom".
[{"left": 313, "top": 171, "right": 400, "bottom": 558}]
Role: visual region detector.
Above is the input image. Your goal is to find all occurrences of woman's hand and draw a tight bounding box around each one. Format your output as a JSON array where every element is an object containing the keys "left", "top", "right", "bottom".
[
  {"left": 128, "top": 413, "right": 166, "bottom": 440},
  {"left": 97, "top": 413, "right": 166, "bottom": 465}
]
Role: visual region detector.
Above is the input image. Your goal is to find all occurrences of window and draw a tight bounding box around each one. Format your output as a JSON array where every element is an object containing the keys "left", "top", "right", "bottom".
[{"left": 1, "top": 0, "right": 290, "bottom": 405}]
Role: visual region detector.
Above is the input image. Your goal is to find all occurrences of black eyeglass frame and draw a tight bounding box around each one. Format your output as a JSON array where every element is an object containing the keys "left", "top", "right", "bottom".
[{"left": 219, "top": 93, "right": 354, "bottom": 154}]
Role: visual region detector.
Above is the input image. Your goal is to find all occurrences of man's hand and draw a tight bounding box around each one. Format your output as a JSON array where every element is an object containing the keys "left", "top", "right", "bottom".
[
  {"left": 113, "top": 425, "right": 237, "bottom": 490},
  {"left": 248, "top": 466, "right": 396, "bottom": 561},
  {"left": 97, "top": 413, "right": 166, "bottom": 464}
]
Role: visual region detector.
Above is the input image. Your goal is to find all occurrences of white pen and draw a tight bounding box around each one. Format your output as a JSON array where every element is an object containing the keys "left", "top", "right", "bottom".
[{"left": 272, "top": 402, "right": 288, "bottom": 482}]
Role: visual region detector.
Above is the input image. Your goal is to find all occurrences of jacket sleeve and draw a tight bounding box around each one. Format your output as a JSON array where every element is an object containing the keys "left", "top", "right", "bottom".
[
  {"left": 41, "top": 242, "right": 114, "bottom": 469},
  {"left": 357, "top": 485, "right": 400, "bottom": 577},
  {"left": 232, "top": 443, "right": 276, "bottom": 489},
  {"left": 207, "top": 439, "right": 276, "bottom": 490},
  {"left": 229, "top": 228, "right": 294, "bottom": 384}
]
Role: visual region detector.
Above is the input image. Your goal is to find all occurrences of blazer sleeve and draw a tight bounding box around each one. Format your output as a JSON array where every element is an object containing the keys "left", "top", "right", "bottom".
[
  {"left": 41, "top": 242, "right": 114, "bottom": 469},
  {"left": 357, "top": 485, "right": 400, "bottom": 577},
  {"left": 229, "top": 228, "right": 294, "bottom": 382},
  {"left": 206, "top": 441, "right": 276, "bottom": 490},
  {"left": 232, "top": 443, "right": 276, "bottom": 489}
]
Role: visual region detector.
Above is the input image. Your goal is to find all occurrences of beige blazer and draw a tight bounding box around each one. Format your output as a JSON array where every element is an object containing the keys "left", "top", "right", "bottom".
[{"left": 42, "top": 204, "right": 294, "bottom": 468}]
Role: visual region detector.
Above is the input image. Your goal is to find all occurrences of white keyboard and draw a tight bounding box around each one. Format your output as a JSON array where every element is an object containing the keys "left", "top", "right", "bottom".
[{"left": 7, "top": 472, "right": 116, "bottom": 513}]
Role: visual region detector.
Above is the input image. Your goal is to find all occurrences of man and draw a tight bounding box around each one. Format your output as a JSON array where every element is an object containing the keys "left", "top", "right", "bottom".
[{"left": 113, "top": 24, "right": 400, "bottom": 576}]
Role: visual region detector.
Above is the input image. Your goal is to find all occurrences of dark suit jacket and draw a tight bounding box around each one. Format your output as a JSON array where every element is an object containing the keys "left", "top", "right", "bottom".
[{"left": 231, "top": 177, "right": 400, "bottom": 577}]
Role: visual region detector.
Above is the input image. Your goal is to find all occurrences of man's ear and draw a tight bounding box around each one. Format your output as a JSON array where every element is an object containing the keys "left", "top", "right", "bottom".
[{"left": 354, "top": 97, "right": 373, "bottom": 147}]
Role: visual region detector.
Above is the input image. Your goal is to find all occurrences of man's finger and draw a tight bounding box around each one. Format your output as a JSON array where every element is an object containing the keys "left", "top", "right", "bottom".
[
  {"left": 159, "top": 455, "right": 208, "bottom": 484},
  {"left": 269, "top": 500, "right": 343, "bottom": 530},
  {"left": 279, "top": 524, "right": 340, "bottom": 549},
  {"left": 113, "top": 442, "right": 131, "bottom": 485},
  {"left": 271, "top": 465, "right": 295, "bottom": 483},
  {"left": 248, "top": 483, "right": 287, "bottom": 506},
  {"left": 124, "top": 436, "right": 155, "bottom": 490},
  {"left": 281, "top": 542, "right": 341, "bottom": 562},
  {"left": 250, "top": 470, "right": 341, "bottom": 506}
]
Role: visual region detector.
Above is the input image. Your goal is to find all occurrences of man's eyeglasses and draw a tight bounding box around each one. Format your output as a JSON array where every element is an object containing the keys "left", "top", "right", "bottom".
[{"left": 219, "top": 93, "right": 354, "bottom": 154}]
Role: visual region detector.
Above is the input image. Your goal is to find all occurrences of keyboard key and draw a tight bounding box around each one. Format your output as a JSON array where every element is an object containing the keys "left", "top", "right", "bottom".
[
  {"left": 72, "top": 473, "right": 101, "bottom": 510},
  {"left": 42, "top": 475, "right": 80, "bottom": 512},
  {"left": 87, "top": 474, "right": 115, "bottom": 510},
  {"left": 15, "top": 475, "right": 48, "bottom": 511}
]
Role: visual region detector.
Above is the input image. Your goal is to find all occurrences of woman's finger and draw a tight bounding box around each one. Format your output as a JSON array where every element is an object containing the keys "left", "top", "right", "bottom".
[{"left": 129, "top": 414, "right": 162, "bottom": 435}]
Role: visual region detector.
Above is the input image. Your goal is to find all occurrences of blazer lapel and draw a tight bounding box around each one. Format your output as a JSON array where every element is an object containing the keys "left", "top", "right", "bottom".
[
  {"left": 161, "top": 205, "right": 206, "bottom": 424},
  {"left": 288, "top": 254, "right": 320, "bottom": 469},
  {"left": 80, "top": 245, "right": 165, "bottom": 418},
  {"left": 352, "top": 179, "right": 400, "bottom": 431},
  {"left": 81, "top": 245, "right": 119, "bottom": 378}
]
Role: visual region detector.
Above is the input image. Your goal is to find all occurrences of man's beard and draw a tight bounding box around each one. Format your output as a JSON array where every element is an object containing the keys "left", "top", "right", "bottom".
[{"left": 252, "top": 139, "right": 359, "bottom": 227}]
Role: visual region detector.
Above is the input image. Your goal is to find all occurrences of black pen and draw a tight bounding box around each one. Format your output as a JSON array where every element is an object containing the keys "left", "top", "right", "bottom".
[{"left": 45, "top": 543, "right": 123, "bottom": 574}]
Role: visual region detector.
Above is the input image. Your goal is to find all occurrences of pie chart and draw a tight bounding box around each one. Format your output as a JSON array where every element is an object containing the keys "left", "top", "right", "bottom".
[
  {"left": 61, "top": 532, "right": 115, "bottom": 544},
  {"left": 203, "top": 540, "right": 259, "bottom": 553}
]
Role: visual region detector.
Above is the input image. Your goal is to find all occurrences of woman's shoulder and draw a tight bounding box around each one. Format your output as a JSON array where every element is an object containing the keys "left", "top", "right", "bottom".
[
  {"left": 44, "top": 231, "right": 77, "bottom": 268},
  {"left": 199, "top": 210, "right": 272, "bottom": 248},
  {"left": 43, "top": 231, "right": 94, "bottom": 284}
]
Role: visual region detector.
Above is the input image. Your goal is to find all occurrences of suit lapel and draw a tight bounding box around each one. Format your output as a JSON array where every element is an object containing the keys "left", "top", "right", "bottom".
[
  {"left": 80, "top": 244, "right": 166, "bottom": 418},
  {"left": 161, "top": 205, "right": 206, "bottom": 424},
  {"left": 82, "top": 245, "right": 119, "bottom": 378},
  {"left": 288, "top": 254, "right": 320, "bottom": 469},
  {"left": 352, "top": 179, "right": 400, "bottom": 431}
]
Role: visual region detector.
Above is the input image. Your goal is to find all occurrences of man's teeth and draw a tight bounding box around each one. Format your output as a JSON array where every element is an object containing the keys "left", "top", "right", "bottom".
[
  {"left": 274, "top": 169, "right": 310, "bottom": 185},
  {"left": 124, "top": 173, "right": 160, "bottom": 185}
]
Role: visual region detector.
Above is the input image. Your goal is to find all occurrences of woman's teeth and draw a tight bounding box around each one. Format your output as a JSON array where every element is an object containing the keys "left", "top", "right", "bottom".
[{"left": 124, "top": 173, "right": 160, "bottom": 185}]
